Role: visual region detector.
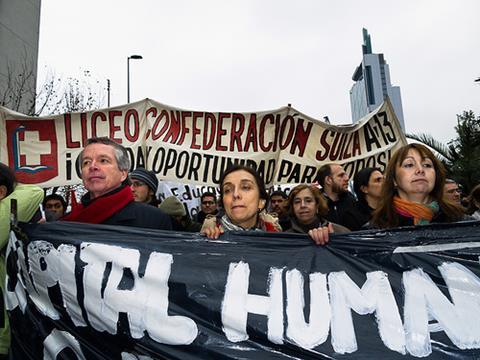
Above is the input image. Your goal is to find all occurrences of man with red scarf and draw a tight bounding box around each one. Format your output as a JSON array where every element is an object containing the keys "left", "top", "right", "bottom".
[{"left": 63, "top": 137, "right": 171, "bottom": 230}]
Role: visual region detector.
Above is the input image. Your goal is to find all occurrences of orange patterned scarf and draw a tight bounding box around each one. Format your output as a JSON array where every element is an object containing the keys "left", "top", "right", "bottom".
[{"left": 393, "top": 196, "right": 437, "bottom": 225}]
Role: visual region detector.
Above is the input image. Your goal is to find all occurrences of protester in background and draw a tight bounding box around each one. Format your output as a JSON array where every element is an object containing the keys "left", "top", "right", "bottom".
[
  {"left": 269, "top": 189, "right": 291, "bottom": 231},
  {"left": 158, "top": 195, "right": 202, "bottom": 232},
  {"left": 129, "top": 167, "right": 160, "bottom": 206},
  {"left": 342, "top": 168, "right": 384, "bottom": 231},
  {"left": 194, "top": 192, "right": 218, "bottom": 224},
  {"left": 466, "top": 184, "right": 480, "bottom": 220},
  {"left": 316, "top": 163, "right": 356, "bottom": 224},
  {"left": 443, "top": 179, "right": 462, "bottom": 206},
  {"left": 62, "top": 137, "right": 171, "bottom": 230},
  {"left": 371, "top": 143, "right": 465, "bottom": 228},
  {"left": 42, "top": 193, "right": 67, "bottom": 221},
  {"left": 201, "top": 165, "right": 281, "bottom": 239},
  {"left": 0, "top": 163, "right": 44, "bottom": 358},
  {"left": 286, "top": 184, "right": 350, "bottom": 244}
]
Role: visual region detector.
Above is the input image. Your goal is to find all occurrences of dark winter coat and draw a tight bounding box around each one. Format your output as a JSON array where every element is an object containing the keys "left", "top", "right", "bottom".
[
  {"left": 102, "top": 201, "right": 172, "bottom": 230},
  {"left": 322, "top": 191, "right": 356, "bottom": 225},
  {"left": 341, "top": 200, "right": 374, "bottom": 231}
]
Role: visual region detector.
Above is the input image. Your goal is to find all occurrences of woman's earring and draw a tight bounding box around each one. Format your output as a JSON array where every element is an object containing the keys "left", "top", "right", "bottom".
[{"left": 259, "top": 199, "right": 266, "bottom": 210}]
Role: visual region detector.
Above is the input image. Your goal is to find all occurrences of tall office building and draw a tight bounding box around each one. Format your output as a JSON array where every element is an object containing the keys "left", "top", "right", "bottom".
[
  {"left": 349, "top": 29, "right": 405, "bottom": 130},
  {"left": 0, "top": 0, "right": 42, "bottom": 114}
]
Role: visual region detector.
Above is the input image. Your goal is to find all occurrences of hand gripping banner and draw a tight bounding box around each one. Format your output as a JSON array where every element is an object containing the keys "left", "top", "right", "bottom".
[{"left": 7, "top": 220, "right": 480, "bottom": 359}]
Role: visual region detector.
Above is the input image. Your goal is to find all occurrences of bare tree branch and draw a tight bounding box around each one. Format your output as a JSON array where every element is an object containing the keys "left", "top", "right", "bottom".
[{"left": 2, "top": 60, "right": 106, "bottom": 116}]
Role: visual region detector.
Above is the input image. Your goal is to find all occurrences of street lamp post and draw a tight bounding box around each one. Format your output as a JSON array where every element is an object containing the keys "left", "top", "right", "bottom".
[
  {"left": 127, "top": 54, "right": 143, "bottom": 103},
  {"left": 107, "top": 79, "right": 111, "bottom": 107}
]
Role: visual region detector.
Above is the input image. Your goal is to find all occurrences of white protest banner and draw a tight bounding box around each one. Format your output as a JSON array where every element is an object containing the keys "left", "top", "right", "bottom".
[
  {"left": 157, "top": 181, "right": 220, "bottom": 219},
  {"left": 0, "top": 98, "right": 406, "bottom": 187}
]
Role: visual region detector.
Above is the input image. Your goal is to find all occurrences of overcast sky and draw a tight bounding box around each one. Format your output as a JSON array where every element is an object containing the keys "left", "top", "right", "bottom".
[{"left": 37, "top": 0, "right": 480, "bottom": 144}]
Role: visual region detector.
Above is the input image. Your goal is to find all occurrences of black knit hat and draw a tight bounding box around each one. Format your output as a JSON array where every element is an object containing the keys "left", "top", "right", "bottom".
[{"left": 129, "top": 168, "right": 159, "bottom": 193}]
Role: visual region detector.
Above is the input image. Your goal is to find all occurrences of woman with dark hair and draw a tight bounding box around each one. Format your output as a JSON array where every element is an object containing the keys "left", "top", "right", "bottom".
[
  {"left": 286, "top": 184, "right": 350, "bottom": 244},
  {"left": 201, "top": 165, "right": 281, "bottom": 238},
  {"left": 341, "top": 167, "right": 384, "bottom": 230},
  {"left": 371, "top": 143, "right": 465, "bottom": 228},
  {"left": 466, "top": 184, "right": 480, "bottom": 220}
]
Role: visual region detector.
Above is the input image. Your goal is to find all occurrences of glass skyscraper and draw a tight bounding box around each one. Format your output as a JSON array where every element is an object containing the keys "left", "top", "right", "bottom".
[{"left": 349, "top": 29, "right": 405, "bottom": 130}]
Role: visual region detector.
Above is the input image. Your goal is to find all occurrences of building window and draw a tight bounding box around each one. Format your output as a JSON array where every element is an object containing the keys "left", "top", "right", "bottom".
[{"left": 365, "top": 66, "right": 375, "bottom": 105}]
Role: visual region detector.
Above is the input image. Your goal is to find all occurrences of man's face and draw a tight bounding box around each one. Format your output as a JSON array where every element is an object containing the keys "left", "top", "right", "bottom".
[
  {"left": 45, "top": 199, "right": 65, "bottom": 216},
  {"left": 270, "top": 195, "right": 286, "bottom": 216},
  {"left": 201, "top": 195, "right": 217, "bottom": 214},
  {"left": 328, "top": 165, "right": 350, "bottom": 194},
  {"left": 81, "top": 143, "right": 128, "bottom": 199},
  {"left": 444, "top": 182, "right": 461, "bottom": 205},
  {"left": 130, "top": 178, "right": 153, "bottom": 203}
]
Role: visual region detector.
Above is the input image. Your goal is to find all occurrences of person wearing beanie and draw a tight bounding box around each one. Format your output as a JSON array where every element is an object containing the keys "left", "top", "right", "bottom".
[
  {"left": 130, "top": 167, "right": 160, "bottom": 206},
  {"left": 159, "top": 196, "right": 202, "bottom": 232},
  {"left": 158, "top": 196, "right": 186, "bottom": 217}
]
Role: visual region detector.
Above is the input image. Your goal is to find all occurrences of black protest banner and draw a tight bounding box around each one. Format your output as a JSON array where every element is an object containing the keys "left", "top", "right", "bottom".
[{"left": 6, "top": 220, "right": 480, "bottom": 359}]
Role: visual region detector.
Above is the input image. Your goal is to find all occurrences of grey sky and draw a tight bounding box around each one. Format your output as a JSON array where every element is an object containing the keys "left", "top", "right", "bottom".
[{"left": 37, "top": 0, "right": 480, "bottom": 144}]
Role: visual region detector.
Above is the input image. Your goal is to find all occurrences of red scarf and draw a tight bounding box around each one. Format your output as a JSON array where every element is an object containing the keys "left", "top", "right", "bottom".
[{"left": 62, "top": 185, "right": 134, "bottom": 224}]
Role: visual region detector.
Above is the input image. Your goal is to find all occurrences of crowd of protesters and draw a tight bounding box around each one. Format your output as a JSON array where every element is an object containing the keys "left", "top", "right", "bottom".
[
  {"left": 1, "top": 137, "right": 479, "bottom": 357},
  {"left": 21, "top": 138, "right": 478, "bottom": 237}
]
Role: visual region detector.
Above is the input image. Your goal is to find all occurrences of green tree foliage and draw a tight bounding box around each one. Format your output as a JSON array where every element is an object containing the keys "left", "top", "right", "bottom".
[
  {"left": 407, "top": 110, "right": 480, "bottom": 193},
  {"left": 405, "top": 132, "right": 452, "bottom": 163},
  {"left": 447, "top": 111, "right": 480, "bottom": 192}
]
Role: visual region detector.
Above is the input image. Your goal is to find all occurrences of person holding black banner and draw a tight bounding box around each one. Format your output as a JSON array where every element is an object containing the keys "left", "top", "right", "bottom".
[
  {"left": 200, "top": 165, "right": 335, "bottom": 245},
  {"left": 342, "top": 167, "right": 384, "bottom": 231},
  {"left": 0, "top": 163, "right": 44, "bottom": 358},
  {"left": 371, "top": 143, "right": 464, "bottom": 228},
  {"left": 286, "top": 184, "right": 350, "bottom": 244},
  {"left": 62, "top": 137, "right": 171, "bottom": 230},
  {"left": 200, "top": 165, "right": 281, "bottom": 238}
]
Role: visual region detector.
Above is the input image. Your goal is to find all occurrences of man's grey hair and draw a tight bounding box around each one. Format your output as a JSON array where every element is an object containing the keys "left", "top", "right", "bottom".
[
  {"left": 445, "top": 178, "right": 457, "bottom": 185},
  {"left": 79, "top": 137, "right": 130, "bottom": 171}
]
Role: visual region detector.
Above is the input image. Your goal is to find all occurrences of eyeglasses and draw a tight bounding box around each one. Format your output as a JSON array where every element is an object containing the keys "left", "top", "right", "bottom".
[
  {"left": 202, "top": 201, "right": 215, "bottom": 206},
  {"left": 131, "top": 180, "right": 146, "bottom": 187}
]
